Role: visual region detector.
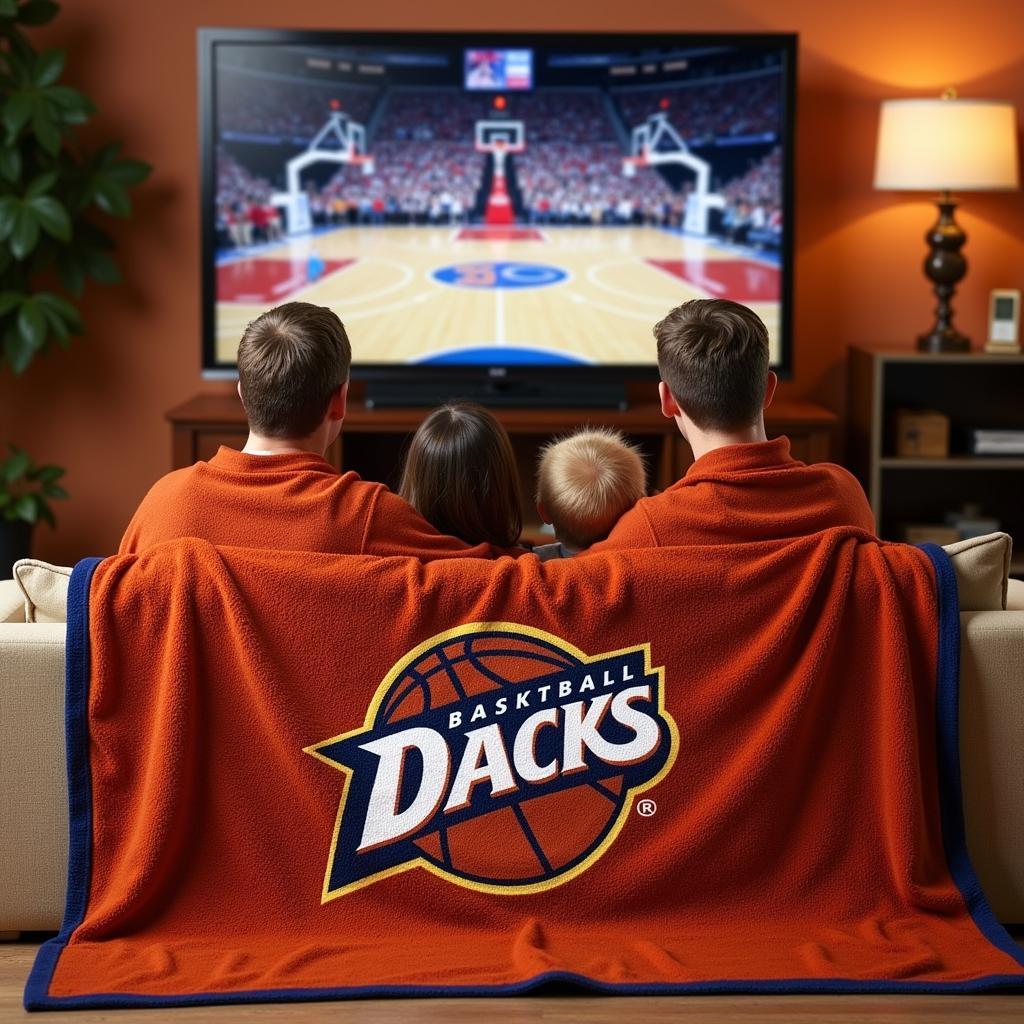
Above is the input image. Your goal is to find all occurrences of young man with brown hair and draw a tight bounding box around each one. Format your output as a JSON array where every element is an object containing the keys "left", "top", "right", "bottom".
[
  {"left": 590, "top": 298, "right": 874, "bottom": 551},
  {"left": 120, "top": 302, "right": 519, "bottom": 559}
]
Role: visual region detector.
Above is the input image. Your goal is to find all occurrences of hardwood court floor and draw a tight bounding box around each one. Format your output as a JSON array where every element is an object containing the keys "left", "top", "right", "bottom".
[
  {"left": 213, "top": 226, "right": 782, "bottom": 367},
  {"left": 3, "top": 939, "right": 1022, "bottom": 1023}
]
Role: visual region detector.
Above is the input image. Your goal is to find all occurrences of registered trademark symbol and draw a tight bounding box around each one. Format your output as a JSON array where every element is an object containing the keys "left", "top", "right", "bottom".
[{"left": 637, "top": 799, "right": 657, "bottom": 817}]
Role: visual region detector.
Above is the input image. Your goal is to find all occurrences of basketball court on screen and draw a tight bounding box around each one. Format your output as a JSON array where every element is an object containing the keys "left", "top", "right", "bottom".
[{"left": 215, "top": 226, "right": 781, "bottom": 367}]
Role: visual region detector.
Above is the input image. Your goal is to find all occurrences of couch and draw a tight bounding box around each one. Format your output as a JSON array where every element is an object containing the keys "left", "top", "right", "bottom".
[{"left": 1, "top": 536, "right": 1022, "bottom": 935}]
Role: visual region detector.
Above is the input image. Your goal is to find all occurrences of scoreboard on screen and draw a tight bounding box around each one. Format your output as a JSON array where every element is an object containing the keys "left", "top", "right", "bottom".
[{"left": 464, "top": 49, "right": 533, "bottom": 91}]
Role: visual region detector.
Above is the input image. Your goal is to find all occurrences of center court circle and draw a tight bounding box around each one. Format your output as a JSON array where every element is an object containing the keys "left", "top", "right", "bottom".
[{"left": 432, "top": 261, "right": 568, "bottom": 289}]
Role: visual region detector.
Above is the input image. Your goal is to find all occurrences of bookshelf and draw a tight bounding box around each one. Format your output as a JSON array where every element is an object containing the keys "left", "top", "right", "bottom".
[{"left": 847, "top": 347, "right": 1024, "bottom": 577}]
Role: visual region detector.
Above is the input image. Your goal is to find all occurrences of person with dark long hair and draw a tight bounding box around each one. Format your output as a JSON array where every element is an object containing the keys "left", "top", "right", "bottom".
[{"left": 399, "top": 402, "right": 523, "bottom": 550}]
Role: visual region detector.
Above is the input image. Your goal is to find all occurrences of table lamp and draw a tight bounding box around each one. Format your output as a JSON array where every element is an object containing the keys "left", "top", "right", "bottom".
[{"left": 873, "top": 89, "right": 1019, "bottom": 352}]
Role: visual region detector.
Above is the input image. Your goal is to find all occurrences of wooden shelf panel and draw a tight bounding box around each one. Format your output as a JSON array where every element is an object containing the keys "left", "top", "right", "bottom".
[
  {"left": 167, "top": 391, "right": 838, "bottom": 495},
  {"left": 880, "top": 456, "right": 1024, "bottom": 470}
]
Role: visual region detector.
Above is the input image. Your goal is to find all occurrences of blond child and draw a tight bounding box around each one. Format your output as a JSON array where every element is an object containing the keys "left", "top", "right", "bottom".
[{"left": 534, "top": 429, "right": 646, "bottom": 560}]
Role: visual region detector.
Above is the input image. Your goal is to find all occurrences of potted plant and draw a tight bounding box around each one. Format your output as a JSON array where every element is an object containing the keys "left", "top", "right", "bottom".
[
  {"left": 0, "top": 0, "right": 150, "bottom": 572},
  {"left": 0, "top": 445, "right": 65, "bottom": 573}
]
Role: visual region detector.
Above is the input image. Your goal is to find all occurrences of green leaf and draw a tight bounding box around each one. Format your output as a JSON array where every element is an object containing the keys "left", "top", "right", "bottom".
[
  {"left": 42, "top": 311, "right": 68, "bottom": 345},
  {"left": 18, "top": 1, "right": 60, "bottom": 25},
  {"left": 92, "top": 175, "right": 130, "bottom": 217},
  {"left": 27, "top": 195, "right": 69, "bottom": 239},
  {"left": 26, "top": 233, "right": 56, "bottom": 275},
  {"left": 76, "top": 219, "right": 114, "bottom": 249},
  {"left": 36, "top": 502, "right": 56, "bottom": 528},
  {"left": 93, "top": 140, "right": 121, "bottom": 166},
  {"left": 0, "top": 146, "right": 21, "bottom": 182},
  {"left": 0, "top": 195, "right": 18, "bottom": 238},
  {"left": 33, "top": 49, "right": 65, "bottom": 87},
  {"left": 105, "top": 157, "right": 150, "bottom": 186},
  {"left": 0, "top": 290, "right": 22, "bottom": 315},
  {"left": 81, "top": 247, "right": 119, "bottom": 283},
  {"left": 37, "top": 290, "right": 79, "bottom": 325},
  {"left": 6, "top": 27, "right": 35, "bottom": 68},
  {"left": 36, "top": 291, "right": 79, "bottom": 342},
  {"left": 3, "top": 90, "right": 34, "bottom": 139},
  {"left": 55, "top": 249, "right": 84, "bottom": 296},
  {"left": 0, "top": 0, "right": 18, "bottom": 18},
  {"left": 9, "top": 203, "right": 38, "bottom": 258},
  {"left": 2, "top": 325, "right": 33, "bottom": 373},
  {"left": 2, "top": 447, "right": 30, "bottom": 483},
  {"left": 25, "top": 170, "right": 58, "bottom": 197},
  {"left": 0, "top": 491, "right": 9, "bottom": 509},
  {"left": 13, "top": 493, "right": 37, "bottom": 523},
  {"left": 35, "top": 464, "right": 64, "bottom": 484},
  {"left": 17, "top": 296, "right": 46, "bottom": 351},
  {"left": 44, "top": 85, "right": 91, "bottom": 112},
  {"left": 45, "top": 85, "right": 93, "bottom": 125},
  {"left": 42, "top": 483, "right": 68, "bottom": 499},
  {"left": 31, "top": 100, "right": 60, "bottom": 154}
]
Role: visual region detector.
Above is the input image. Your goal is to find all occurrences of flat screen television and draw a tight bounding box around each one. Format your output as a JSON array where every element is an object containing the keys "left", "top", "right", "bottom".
[{"left": 200, "top": 29, "right": 797, "bottom": 403}]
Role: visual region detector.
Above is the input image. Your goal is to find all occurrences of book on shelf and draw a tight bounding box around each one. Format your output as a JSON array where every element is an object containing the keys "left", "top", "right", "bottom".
[{"left": 969, "top": 429, "right": 1024, "bottom": 455}]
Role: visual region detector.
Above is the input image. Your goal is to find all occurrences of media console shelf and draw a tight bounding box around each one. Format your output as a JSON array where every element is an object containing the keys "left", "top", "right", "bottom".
[{"left": 168, "top": 384, "right": 836, "bottom": 539}]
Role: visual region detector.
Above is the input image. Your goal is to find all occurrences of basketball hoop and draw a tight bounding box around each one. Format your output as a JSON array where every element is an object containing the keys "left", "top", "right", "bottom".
[
  {"left": 349, "top": 153, "right": 375, "bottom": 176},
  {"left": 622, "top": 155, "right": 648, "bottom": 178},
  {"left": 474, "top": 120, "right": 526, "bottom": 154}
]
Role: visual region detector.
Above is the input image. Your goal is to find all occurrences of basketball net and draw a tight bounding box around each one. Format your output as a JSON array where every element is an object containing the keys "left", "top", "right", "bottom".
[{"left": 622, "top": 155, "right": 648, "bottom": 178}]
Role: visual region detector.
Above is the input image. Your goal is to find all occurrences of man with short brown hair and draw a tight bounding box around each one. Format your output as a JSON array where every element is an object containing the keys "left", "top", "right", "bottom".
[
  {"left": 121, "top": 302, "right": 518, "bottom": 559},
  {"left": 590, "top": 298, "right": 874, "bottom": 551}
]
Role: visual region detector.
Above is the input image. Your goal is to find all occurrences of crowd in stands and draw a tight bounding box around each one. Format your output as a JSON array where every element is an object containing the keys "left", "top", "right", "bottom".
[
  {"left": 719, "top": 148, "right": 783, "bottom": 249},
  {"left": 613, "top": 74, "right": 780, "bottom": 144},
  {"left": 213, "top": 80, "right": 783, "bottom": 247},
  {"left": 315, "top": 142, "right": 483, "bottom": 225},
  {"left": 381, "top": 89, "right": 491, "bottom": 143},
  {"left": 218, "top": 73, "right": 379, "bottom": 142},
  {"left": 517, "top": 142, "right": 682, "bottom": 226},
  {"left": 215, "top": 149, "right": 284, "bottom": 248}
]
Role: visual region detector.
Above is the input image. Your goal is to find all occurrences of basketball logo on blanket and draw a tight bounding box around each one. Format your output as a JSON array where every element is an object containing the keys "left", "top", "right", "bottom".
[{"left": 305, "top": 623, "right": 678, "bottom": 901}]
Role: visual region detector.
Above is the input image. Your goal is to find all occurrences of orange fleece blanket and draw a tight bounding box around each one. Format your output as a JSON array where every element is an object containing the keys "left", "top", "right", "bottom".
[{"left": 27, "top": 533, "right": 1024, "bottom": 1009}]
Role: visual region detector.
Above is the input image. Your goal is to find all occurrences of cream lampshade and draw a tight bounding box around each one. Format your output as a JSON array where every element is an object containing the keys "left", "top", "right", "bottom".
[{"left": 873, "top": 91, "right": 1020, "bottom": 351}]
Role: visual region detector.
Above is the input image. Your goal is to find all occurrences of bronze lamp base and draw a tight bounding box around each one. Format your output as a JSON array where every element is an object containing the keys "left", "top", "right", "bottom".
[{"left": 918, "top": 192, "right": 970, "bottom": 353}]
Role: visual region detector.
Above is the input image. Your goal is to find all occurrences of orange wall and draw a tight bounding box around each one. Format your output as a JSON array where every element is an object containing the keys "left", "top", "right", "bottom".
[{"left": 2, "top": 0, "right": 1022, "bottom": 564}]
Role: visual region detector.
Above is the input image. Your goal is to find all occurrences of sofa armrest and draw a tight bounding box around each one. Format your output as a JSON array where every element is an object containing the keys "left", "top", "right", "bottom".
[
  {"left": 1006, "top": 578, "right": 1024, "bottom": 611},
  {"left": 959, "top": 609, "right": 1024, "bottom": 925},
  {"left": 0, "top": 579, "right": 25, "bottom": 623},
  {"left": 0, "top": 622, "right": 67, "bottom": 931}
]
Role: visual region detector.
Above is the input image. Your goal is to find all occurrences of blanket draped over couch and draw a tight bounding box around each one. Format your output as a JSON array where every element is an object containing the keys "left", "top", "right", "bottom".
[{"left": 26, "top": 530, "right": 1024, "bottom": 1009}]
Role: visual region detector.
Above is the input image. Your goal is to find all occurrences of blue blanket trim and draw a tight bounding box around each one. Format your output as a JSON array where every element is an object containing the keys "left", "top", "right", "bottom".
[
  {"left": 24, "top": 557, "right": 103, "bottom": 1012},
  {"left": 920, "top": 543, "right": 1024, "bottom": 970},
  {"left": 24, "top": 547, "right": 1023, "bottom": 1010}
]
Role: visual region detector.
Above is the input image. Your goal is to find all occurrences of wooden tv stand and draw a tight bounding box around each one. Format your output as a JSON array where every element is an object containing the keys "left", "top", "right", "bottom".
[{"left": 168, "top": 384, "right": 836, "bottom": 534}]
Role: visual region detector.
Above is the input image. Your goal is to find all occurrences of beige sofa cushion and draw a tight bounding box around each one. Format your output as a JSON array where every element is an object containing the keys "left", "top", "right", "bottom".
[
  {"left": 0, "top": 578, "right": 25, "bottom": 623},
  {"left": 0, "top": 621, "right": 68, "bottom": 931},
  {"left": 14, "top": 559, "right": 72, "bottom": 624},
  {"left": 942, "top": 533, "right": 1012, "bottom": 611}
]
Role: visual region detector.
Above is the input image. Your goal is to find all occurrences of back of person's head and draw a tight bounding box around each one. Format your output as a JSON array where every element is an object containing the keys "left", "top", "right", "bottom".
[
  {"left": 654, "top": 299, "right": 770, "bottom": 431},
  {"left": 399, "top": 402, "right": 522, "bottom": 548},
  {"left": 237, "top": 302, "right": 351, "bottom": 438},
  {"left": 537, "top": 429, "right": 646, "bottom": 551}
]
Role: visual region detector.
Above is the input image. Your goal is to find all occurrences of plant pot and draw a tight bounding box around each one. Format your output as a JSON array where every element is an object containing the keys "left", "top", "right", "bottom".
[{"left": 0, "top": 520, "right": 33, "bottom": 579}]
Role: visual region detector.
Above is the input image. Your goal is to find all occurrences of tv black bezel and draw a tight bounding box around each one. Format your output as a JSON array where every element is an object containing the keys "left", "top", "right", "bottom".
[{"left": 198, "top": 27, "right": 798, "bottom": 383}]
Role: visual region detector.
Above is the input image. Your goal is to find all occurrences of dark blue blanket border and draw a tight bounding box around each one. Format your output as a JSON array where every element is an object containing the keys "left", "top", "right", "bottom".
[
  {"left": 24, "top": 547, "right": 1024, "bottom": 1010},
  {"left": 24, "top": 556, "right": 103, "bottom": 1011}
]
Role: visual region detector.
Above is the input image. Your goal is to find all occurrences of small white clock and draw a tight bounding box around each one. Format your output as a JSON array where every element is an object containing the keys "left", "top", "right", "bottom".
[{"left": 985, "top": 289, "right": 1021, "bottom": 354}]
